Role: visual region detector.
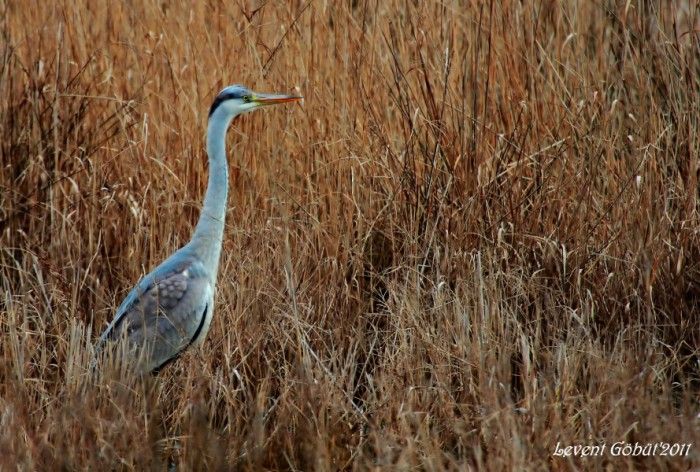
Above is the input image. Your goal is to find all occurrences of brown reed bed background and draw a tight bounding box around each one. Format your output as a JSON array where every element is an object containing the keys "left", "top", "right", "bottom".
[{"left": 1, "top": 0, "right": 699, "bottom": 469}]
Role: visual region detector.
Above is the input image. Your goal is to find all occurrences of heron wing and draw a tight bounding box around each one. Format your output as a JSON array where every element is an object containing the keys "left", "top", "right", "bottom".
[{"left": 98, "top": 256, "right": 212, "bottom": 372}]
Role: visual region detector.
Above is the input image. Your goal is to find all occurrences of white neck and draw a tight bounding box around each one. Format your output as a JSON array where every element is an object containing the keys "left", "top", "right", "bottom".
[{"left": 189, "top": 107, "right": 235, "bottom": 278}]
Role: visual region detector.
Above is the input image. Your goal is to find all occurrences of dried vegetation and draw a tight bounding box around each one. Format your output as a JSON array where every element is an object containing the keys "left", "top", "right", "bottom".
[{"left": 1, "top": 1, "right": 699, "bottom": 470}]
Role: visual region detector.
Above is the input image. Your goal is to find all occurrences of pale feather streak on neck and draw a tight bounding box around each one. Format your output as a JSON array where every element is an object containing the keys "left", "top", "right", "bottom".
[{"left": 190, "top": 107, "right": 234, "bottom": 276}]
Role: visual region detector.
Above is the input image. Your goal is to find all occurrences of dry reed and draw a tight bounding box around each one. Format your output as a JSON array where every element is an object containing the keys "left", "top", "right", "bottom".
[{"left": 1, "top": 0, "right": 699, "bottom": 470}]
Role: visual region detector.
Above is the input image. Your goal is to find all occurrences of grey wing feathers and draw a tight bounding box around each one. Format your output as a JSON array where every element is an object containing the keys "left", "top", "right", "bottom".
[{"left": 97, "top": 256, "right": 212, "bottom": 372}]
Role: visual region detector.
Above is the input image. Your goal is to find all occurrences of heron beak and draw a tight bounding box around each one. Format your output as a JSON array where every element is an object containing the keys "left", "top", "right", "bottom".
[{"left": 253, "top": 92, "right": 303, "bottom": 106}]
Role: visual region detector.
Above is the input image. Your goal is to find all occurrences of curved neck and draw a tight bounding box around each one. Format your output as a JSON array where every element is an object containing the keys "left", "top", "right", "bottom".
[{"left": 190, "top": 109, "right": 234, "bottom": 276}]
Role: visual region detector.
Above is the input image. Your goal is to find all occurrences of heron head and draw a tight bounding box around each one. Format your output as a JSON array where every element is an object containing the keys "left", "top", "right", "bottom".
[{"left": 209, "top": 84, "right": 302, "bottom": 119}]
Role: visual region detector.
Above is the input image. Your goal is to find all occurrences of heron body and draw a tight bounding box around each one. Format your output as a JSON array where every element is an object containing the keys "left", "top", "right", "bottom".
[{"left": 96, "top": 85, "right": 301, "bottom": 373}]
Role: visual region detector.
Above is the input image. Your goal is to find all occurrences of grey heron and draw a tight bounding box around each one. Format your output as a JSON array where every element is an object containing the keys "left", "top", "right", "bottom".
[{"left": 95, "top": 85, "right": 302, "bottom": 373}]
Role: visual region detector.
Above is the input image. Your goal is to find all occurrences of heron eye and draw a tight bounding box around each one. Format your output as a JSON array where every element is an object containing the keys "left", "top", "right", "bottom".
[{"left": 243, "top": 95, "right": 252, "bottom": 103}]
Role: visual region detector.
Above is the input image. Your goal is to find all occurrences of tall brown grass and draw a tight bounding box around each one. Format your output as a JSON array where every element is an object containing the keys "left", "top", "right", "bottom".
[{"left": 1, "top": 0, "right": 699, "bottom": 470}]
